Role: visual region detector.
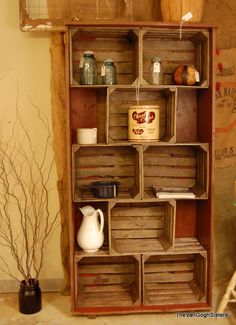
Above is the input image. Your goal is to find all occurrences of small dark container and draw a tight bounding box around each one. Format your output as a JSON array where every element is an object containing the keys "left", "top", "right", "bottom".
[
  {"left": 90, "top": 181, "right": 120, "bottom": 198},
  {"left": 18, "top": 279, "right": 42, "bottom": 314}
]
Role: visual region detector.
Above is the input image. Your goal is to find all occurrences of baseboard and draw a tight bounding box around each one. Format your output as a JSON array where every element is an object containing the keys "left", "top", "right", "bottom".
[{"left": 0, "top": 278, "right": 64, "bottom": 293}]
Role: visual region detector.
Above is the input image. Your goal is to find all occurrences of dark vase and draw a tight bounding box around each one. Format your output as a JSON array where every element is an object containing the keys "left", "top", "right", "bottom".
[{"left": 18, "top": 279, "right": 42, "bottom": 314}]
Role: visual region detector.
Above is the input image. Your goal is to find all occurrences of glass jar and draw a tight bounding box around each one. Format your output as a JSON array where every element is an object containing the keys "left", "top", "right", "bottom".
[
  {"left": 101, "top": 59, "right": 117, "bottom": 85},
  {"left": 149, "top": 57, "right": 163, "bottom": 85},
  {"left": 80, "top": 51, "right": 98, "bottom": 85}
]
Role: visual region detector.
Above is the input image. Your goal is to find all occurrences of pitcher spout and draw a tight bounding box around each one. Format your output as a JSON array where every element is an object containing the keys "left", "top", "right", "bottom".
[{"left": 79, "top": 205, "right": 96, "bottom": 216}]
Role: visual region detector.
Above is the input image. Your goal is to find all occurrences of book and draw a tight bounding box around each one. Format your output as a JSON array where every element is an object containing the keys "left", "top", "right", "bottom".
[{"left": 152, "top": 186, "right": 196, "bottom": 199}]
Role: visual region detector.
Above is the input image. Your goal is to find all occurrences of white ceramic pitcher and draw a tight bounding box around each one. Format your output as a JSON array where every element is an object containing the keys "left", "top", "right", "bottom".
[{"left": 77, "top": 205, "right": 104, "bottom": 252}]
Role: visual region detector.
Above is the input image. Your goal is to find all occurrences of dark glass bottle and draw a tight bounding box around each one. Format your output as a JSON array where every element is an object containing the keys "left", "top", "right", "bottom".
[{"left": 18, "top": 279, "right": 42, "bottom": 314}]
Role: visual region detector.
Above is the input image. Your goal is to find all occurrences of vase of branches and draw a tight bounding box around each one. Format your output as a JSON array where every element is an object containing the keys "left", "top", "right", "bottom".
[
  {"left": 18, "top": 279, "right": 41, "bottom": 314},
  {"left": 0, "top": 95, "right": 60, "bottom": 314}
]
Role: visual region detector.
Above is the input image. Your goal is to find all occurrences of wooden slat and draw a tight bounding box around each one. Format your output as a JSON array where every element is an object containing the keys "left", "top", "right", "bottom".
[
  {"left": 111, "top": 215, "right": 164, "bottom": 229},
  {"left": 114, "top": 238, "right": 164, "bottom": 253},
  {"left": 78, "top": 263, "right": 135, "bottom": 274},
  {"left": 143, "top": 39, "right": 195, "bottom": 51},
  {"left": 144, "top": 156, "right": 196, "bottom": 167},
  {"left": 76, "top": 155, "right": 134, "bottom": 166},
  {"left": 75, "top": 146, "right": 133, "bottom": 156},
  {"left": 146, "top": 282, "right": 193, "bottom": 291},
  {"left": 84, "top": 284, "right": 130, "bottom": 293},
  {"left": 144, "top": 165, "right": 196, "bottom": 177},
  {"left": 112, "top": 229, "right": 164, "bottom": 239},
  {"left": 145, "top": 262, "right": 194, "bottom": 273},
  {"left": 145, "top": 272, "right": 194, "bottom": 283},
  {"left": 79, "top": 274, "right": 134, "bottom": 285},
  {"left": 77, "top": 165, "right": 134, "bottom": 177},
  {"left": 111, "top": 205, "right": 164, "bottom": 217},
  {"left": 145, "top": 177, "right": 196, "bottom": 188},
  {"left": 77, "top": 177, "right": 133, "bottom": 188}
]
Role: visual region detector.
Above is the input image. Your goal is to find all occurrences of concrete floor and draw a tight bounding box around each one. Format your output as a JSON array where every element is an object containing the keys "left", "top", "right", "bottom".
[{"left": 0, "top": 280, "right": 235, "bottom": 325}]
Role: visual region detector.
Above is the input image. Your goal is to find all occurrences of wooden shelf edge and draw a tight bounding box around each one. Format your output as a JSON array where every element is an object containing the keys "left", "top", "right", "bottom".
[{"left": 72, "top": 303, "right": 211, "bottom": 315}]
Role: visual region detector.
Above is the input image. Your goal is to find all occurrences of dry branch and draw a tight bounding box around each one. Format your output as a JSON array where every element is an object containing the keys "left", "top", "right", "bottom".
[{"left": 0, "top": 89, "right": 60, "bottom": 286}]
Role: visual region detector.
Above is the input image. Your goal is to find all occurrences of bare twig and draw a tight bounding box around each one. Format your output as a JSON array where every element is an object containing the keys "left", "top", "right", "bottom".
[{"left": 0, "top": 83, "right": 60, "bottom": 285}]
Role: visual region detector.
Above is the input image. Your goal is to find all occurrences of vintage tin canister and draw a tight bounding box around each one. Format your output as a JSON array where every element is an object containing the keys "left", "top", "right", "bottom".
[{"left": 128, "top": 105, "right": 160, "bottom": 141}]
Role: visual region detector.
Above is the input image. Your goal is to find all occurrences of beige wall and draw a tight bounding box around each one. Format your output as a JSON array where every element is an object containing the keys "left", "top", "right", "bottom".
[{"left": 0, "top": 1, "right": 63, "bottom": 290}]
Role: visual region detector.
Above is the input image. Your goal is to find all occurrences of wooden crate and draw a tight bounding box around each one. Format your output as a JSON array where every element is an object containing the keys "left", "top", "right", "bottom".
[
  {"left": 20, "top": 0, "right": 133, "bottom": 30},
  {"left": 143, "top": 144, "right": 209, "bottom": 199},
  {"left": 142, "top": 253, "right": 207, "bottom": 305},
  {"left": 108, "top": 87, "right": 176, "bottom": 143},
  {"left": 109, "top": 201, "right": 176, "bottom": 254},
  {"left": 72, "top": 144, "right": 141, "bottom": 201},
  {"left": 75, "top": 255, "right": 141, "bottom": 307},
  {"left": 142, "top": 28, "right": 209, "bottom": 87},
  {"left": 70, "top": 28, "right": 139, "bottom": 86}
]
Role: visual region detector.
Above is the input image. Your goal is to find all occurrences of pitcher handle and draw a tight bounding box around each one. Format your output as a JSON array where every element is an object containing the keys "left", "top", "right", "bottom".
[{"left": 97, "top": 209, "right": 104, "bottom": 234}]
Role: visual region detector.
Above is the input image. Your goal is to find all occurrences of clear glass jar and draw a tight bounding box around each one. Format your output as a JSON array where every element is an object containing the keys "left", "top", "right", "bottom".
[
  {"left": 149, "top": 57, "right": 163, "bottom": 85},
  {"left": 101, "top": 59, "right": 117, "bottom": 85},
  {"left": 80, "top": 51, "right": 98, "bottom": 85}
]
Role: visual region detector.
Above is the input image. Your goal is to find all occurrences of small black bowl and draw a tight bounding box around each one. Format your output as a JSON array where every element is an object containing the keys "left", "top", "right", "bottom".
[{"left": 90, "top": 181, "right": 120, "bottom": 198}]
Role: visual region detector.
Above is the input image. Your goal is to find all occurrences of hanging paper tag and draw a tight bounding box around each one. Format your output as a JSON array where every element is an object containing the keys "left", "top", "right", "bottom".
[
  {"left": 101, "top": 65, "right": 106, "bottom": 76},
  {"left": 79, "top": 58, "right": 84, "bottom": 68},
  {"left": 153, "top": 62, "right": 160, "bottom": 73},
  {"left": 182, "top": 12, "right": 193, "bottom": 22},
  {"left": 195, "top": 70, "right": 200, "bottom": 82}
]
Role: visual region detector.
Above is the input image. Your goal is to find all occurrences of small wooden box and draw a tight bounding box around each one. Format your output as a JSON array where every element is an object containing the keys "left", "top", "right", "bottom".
[
  {"left": 72, "top": 144, "right": 141, "bottom": 201},
  {"left": 143, "top": 144, "right": 209, "bottom": 199},
  {"left": 75, "top": 255, "right": 141, "bottom": 307},
  {"left": 142, "top": 29, "right": 209, "bottom": 87},
  {"left": 70, "top": 27, "right": 139, "bottom": 85},
  {"left": 142, "top": 253, "right": 207, "bottom": 305},
  {"left": 108, "top": 87, "right": 176, "bottom": 143},
  {"left": 110, "top": 200, "right": 176, "bottom": 254}
]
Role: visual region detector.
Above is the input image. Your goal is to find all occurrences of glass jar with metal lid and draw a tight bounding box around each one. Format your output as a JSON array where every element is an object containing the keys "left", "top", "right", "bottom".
[
  {"left": 101, "top": 59, "right": 117, "bottom": 85},
  {"left": 149, "top": 57, "right": 163, "bottom": 85},
  {"left": 80, "top": 51, "right": 98, "bottom": 85}
]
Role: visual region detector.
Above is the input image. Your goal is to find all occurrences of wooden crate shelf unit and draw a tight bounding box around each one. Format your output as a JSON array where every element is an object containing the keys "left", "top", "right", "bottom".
[
  {"left": 66, "top": 23, "right": 214, "bottom": 315},
  {"left": 109, "top": 201, "right": 176, "bottom": 254},
  {"left": 142, "top": 253, "right": 207, "bottom": 306},
  {"left": 75, "top": 255, "right": 141, "bottom": 308}
]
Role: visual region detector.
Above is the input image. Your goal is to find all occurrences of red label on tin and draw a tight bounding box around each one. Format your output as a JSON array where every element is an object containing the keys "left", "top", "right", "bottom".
[
  {"left": 132, "top": 128, "right": 144, "bottom": 135},
  {"left": 132, "top": 111, "right": 155, "bottom": 124}
]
